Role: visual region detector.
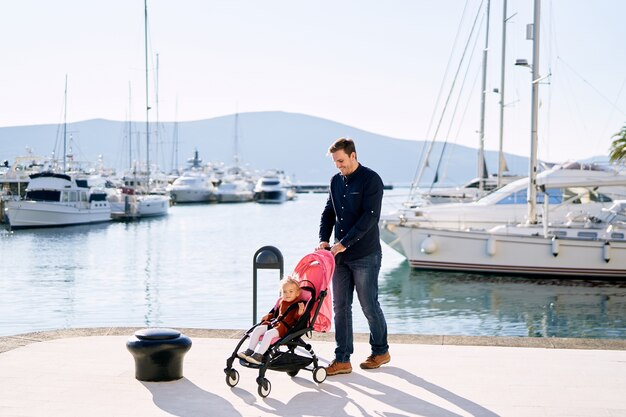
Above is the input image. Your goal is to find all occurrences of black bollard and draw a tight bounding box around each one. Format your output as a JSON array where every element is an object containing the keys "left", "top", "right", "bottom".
[{"left": 126, "top": 328, "right": 192, "bottom": 382}]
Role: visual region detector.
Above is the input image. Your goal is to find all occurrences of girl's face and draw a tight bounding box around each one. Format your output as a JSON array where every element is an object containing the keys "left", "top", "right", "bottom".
[{"left": 281, "top": 283, "right": 300, "bottom": 302}]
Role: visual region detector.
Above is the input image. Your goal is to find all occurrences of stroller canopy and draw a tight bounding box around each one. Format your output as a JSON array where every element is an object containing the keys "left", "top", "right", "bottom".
[{"left": 291, "top": 249, "right": 335, "bottom": 332}]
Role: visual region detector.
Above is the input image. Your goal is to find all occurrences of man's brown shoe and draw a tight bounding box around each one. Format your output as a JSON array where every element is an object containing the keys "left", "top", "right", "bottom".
[
  {"left": 360, "top": 351, "right": 391, "bottom": 369},
  {"left": 326, "top": 360, "right": 352, "bottom": 376}
]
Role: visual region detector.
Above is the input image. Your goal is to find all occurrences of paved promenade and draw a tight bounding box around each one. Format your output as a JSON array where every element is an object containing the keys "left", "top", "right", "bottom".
[{"left": 1, "top": 328, "right": 625, "bottom": 417}]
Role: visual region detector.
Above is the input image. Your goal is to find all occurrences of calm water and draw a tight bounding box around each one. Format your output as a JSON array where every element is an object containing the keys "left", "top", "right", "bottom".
[{"left": 1, "top": 190, "right": 625, "bottom": 338}]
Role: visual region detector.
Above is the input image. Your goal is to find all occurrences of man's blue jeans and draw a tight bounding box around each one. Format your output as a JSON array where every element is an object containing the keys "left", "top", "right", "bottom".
[{"left": 332, "top": 250, "right": 388, "bottom": 362}]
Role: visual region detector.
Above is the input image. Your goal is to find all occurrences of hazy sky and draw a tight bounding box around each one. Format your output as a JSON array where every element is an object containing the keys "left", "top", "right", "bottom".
[{"left": 1, "top": 0, "right": 625, "bottom": 163}]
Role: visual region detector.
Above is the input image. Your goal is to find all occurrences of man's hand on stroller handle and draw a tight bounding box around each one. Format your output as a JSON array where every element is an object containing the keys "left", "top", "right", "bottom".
[
  {"left": 317, "top": 241, "right": 345, "bottom": 255},
  {"left": 316, "top": 241, "right": 331, "bottom": 251}
]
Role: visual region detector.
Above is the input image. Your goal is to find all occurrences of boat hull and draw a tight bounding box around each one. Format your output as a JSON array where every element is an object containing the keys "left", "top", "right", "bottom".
[
  {"left": 254, "top": 190, "right": 287, "bottom": 204},
  {"left": 169, "top": 188, "right": 215, "bottom": 203},
  {"left": 387, "top": 225, "right": 626, "bottom": 278},
  {"left": 6, "top": 200, "right": 111, "bottom": 229}
]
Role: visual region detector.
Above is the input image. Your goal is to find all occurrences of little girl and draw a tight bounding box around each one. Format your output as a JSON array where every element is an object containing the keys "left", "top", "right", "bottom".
[{"left": 239, "top": 276, "right": 305, "bottom": 364}]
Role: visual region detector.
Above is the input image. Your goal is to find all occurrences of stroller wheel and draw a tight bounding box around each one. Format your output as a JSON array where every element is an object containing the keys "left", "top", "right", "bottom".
[
  {"left": 225, "top": 369, "right": 240, "bottom": 387},
  {"left": 313, "top": 366, "right": 327, "bottom": 383},
  {"left": 287, "top": 370, "right": 299, "bottom": 377},
  {"left": 257, "top": 378, "right": 272, "bottom": 398}
]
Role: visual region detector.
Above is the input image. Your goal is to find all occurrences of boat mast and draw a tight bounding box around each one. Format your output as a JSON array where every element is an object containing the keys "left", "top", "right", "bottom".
[
  {"left": 128, "top": 82, "right": 132, "bottom": 170},
  {"left": 497, "top": 0, "right": 509, "bottom": 188},
  {"left": 527, "top": 0, "right": 541, "bottom": 224},
  {"left": 144, "top": 0, "right": 151, "bottom": 190},
  {"left": 63, "top": 74, "right": 68, "bottom": 173},
  {"left": 477, "top": 0, "right": 491, "bottom": 192},
  {"left": 233, "top": 112, "right": 240, "bottom": 167}
]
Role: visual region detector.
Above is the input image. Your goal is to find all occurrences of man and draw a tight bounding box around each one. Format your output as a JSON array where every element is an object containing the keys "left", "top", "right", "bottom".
[{"left": 317, "top": 137, "right": 390, "bottom": 376}]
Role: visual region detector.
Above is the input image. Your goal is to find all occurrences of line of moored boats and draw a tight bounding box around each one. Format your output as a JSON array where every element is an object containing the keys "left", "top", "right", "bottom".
[{"left": 0, "top": 149, "right": 297, "bottom": 230}]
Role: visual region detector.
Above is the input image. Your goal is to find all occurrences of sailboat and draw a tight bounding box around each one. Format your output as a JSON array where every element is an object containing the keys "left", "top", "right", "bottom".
[
  {"left": 380, "top": 0, "right": 626, "bottom": 278},
  {"left": 215, "top": 113, "right": 255, "bottom": 203},
  {"left": 409, "top": 0, "right": 521, "bottom": 205},
  {"left": 111, "top": 0, "right": 169, "bottom": 219}
]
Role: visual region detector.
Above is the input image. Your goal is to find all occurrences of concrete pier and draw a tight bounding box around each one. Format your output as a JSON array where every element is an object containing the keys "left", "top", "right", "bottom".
[{"left": 1, "top": 328, "right": 625, "bottom": 417}]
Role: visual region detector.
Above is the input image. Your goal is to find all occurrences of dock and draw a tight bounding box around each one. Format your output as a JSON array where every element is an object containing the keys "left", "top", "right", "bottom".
[{"left": 1, "top": 328, "right": 624, "bottom": 416}]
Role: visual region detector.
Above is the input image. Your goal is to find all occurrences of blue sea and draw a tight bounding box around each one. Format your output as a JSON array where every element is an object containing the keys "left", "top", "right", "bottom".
[{"left": 1, "top": 189, "right": 625, "bottom": 338}]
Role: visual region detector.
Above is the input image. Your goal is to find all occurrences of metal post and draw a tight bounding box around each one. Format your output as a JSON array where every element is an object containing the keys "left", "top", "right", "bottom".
[
  {"left": 252, "top": 246, "right": 284, "bottom": 325},
  {"left": 527, "top": 0, "right": 541, "bottom": 224}
]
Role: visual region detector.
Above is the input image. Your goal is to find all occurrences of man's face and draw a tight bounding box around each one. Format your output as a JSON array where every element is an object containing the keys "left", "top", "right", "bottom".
[{"left": 331, "top": 149, "right": 358, "bottom": 176}]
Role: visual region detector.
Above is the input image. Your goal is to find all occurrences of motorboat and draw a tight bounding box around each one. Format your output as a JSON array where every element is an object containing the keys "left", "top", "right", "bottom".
[
  {"left": 253, "top": 170, "right": 295, "bottom": 204},
  {"left": 4, "top": 172, "right": 111, "bottom": 229},
  {"left": 166, "top": 149, "right": 218, "bottom": 203},
  {"left": 215, "top": 165, "right": 255, "bottom": 203},
  {"left": 216, "top": 179, "right": 254, "bottom": 203},
  {"left": 167, "top": 171, "right": 217, "bottom": 203}
]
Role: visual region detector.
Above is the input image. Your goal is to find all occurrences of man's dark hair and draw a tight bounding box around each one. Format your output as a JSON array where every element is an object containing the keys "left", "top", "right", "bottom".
[{"left": 328, "top": 137, "right": 356, "bottom": 156}]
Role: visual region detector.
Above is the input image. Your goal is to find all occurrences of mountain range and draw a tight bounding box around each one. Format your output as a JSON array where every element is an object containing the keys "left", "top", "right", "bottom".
[{"left": 2, "top": 111, "right": 541, "bottom": 185}]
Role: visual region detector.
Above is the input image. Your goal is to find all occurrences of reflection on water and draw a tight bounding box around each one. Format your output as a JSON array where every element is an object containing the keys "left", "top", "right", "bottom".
[
  {"left": 380, "top": 262, "right": 626, "bottom": 338},
  {"left": 1, "top": 190, "right": 625, "bottom": 339}
]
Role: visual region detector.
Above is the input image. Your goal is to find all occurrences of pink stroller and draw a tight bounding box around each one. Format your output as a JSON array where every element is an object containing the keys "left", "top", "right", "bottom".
[{"left": 224, "top": 249, "right": 335, "bottom": 398}]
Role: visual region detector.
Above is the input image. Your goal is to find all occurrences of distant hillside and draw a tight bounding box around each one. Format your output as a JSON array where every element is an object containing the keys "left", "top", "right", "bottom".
[{"left": 0, "top": 111, "right": 530, "bottom": 184}]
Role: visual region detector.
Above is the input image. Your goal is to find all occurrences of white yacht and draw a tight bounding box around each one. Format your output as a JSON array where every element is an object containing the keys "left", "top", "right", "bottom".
[
  {"left": 253, "top": 170, "right": 295, "bottom": 204},
  {"left": 167, "top": 171, "right": 217, "bottom": 203},
  {"left": 216, "top": 179, "right": 254, "bottom": 203},
  {"left": 4, "top": 172, "right": 111, "bottom": 229},
  {"left": 166, "top": 150, "right": 218, "bottom": 203},
  {"left": 215, "top": 166, "right": 255, "bottom": 203}
]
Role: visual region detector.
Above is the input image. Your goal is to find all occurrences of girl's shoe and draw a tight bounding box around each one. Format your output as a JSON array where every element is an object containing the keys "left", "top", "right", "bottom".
[
  {"left": 237, "top": 349, "right": 254, "bottom": 360},
  {"left": 246, "top": 352, "right": 264, "bottom": 365}
]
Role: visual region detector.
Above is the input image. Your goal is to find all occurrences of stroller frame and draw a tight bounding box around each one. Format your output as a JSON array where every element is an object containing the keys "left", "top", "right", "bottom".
[{"left": 224, "top": 280, "right": 328, "bottom": 397}]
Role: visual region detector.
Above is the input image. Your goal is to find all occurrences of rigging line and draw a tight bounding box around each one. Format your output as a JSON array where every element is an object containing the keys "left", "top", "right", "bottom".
[
  {"left": 596, "top": 76, "right": 626, "bottom": 154},
  {"left": 557, "top": 56, "right": 626, "bottom": 117},
  {"left": 429, "top": 6, "right": 485, "bottom": 190},
  {"left": 431, "top": 55, "right": 483, "bottom": 190},
  {"left": 409, "top": 0, "right": 480, "bottom": 199},
  {"left": 410, "top": 0, "right": 485, "bottom": 195},
  {"left": 52, "top": 78, "right": 68, "bottom": 170},
  {"left": 422, "top": 0, "right": 474, "bottom": 141},
  {"left": 439, "top": 61, "right": 484, "bottom": 188}
]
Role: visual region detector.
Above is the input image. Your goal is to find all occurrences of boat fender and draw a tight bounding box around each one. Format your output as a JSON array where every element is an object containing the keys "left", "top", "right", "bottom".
[
  {"left": 603, "top": 242, "right": 610, "bottom": 263},
  {"left": 551, "top": 236, "right": 559, "bottom": 257},
  {"left": 420, "top": 237, "right": 437, "bottom": 255},
  {"left": 486, "top": 237, "right": 496, "bottom": 256}
]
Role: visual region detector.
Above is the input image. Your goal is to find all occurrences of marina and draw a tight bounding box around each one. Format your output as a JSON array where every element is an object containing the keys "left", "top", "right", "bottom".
[
  {"left": 1, "top": 190, "right": 624, "bottom": 339},
  {"left": 0, "top": 1, "right": 625, "bottom": 415}
]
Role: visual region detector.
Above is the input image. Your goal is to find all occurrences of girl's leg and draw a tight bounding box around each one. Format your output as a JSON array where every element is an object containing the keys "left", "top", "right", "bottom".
[
  {"left": 254, "top": 328, "right": 279, "bottom": 354},
  {"left": 246, "top": 325, "right": 268, "bottom": 350}
]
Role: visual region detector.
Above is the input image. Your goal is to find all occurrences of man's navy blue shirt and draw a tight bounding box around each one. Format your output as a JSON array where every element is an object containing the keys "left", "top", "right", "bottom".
[{"left": 319, "top": 164, "right": 383, "bottom": 262}]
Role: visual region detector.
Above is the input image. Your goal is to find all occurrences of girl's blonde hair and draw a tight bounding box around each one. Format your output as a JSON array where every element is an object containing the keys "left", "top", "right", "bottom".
[{"left": 280, "top": 276, "right": 300, "bottom": 292}]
